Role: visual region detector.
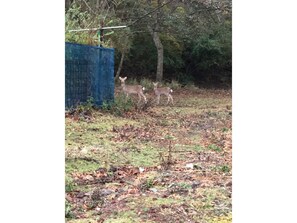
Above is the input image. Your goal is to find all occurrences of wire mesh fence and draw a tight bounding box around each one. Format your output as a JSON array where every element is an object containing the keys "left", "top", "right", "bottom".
[{"left": 65, "top": 42, "right": 114, "bottom": 108}]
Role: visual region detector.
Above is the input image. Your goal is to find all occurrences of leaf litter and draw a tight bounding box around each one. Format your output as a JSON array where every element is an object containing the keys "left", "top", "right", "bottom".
[{"left": 66, "top": 88, "right": 232, "bottom": 223}]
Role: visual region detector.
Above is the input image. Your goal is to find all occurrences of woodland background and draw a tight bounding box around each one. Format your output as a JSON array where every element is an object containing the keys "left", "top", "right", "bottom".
[{"left": 65, "top": 0, "right": 232, "bottom": 88}]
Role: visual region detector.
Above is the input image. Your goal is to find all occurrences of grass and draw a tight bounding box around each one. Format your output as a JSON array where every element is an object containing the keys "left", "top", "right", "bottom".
[
  {"left": 208, "top": 144, "right": 222, "bottom": 152},
  {"left": 65, "top": 87, "right": 232, "bottom": 223},
  {"left": 127, "top": 196, "right": 181, "bottom": 210},
  {"left": 104, "top": 211, "right": 140, "bottom": 223},
  {"left": 65, "top": 159, "right": 100, "bottom": 174}
]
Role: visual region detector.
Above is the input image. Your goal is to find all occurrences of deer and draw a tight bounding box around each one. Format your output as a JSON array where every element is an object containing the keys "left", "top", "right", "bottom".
[
  {"left": 119, "top": 76, "right": 147, "bottom": 103},
  {"left": 152, "top": 82, "right": 173, "bottom": 105}
]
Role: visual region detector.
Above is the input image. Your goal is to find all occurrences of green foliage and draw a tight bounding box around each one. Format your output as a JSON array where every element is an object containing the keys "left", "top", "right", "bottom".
[
  {"left": 167, "top": 80, "right": 182, "bottom": 90},
  {"left": 123, "top": 32, "right": 157, "bottom": 75},
  {"left": 65, "top": 176, "right": 76, "bottom": 192},
  {"left": 65, "top": 1, "right": 232, "bottom": 87},
  {"left": 161, "top": 33, "right": 184, "bottom": 74},
  {"left": 140, "top": 78, "right": 154, "bottom": 90},
  {"left": 102, "top": 94, "right": 135, "bottom": 116},
  {"left": 65, "top": 3, "right": 98, "bottom": 45},
  {"left": 74, "top": 97, "right": 95, "bottom": 114},
  {"left": 65, "top": 3, "right": 122, "bottom": 47},
  {"left": 175, "top": 73, "right": 195, "bottom": 86},
  {"left": 185, "top": 21, "right": 232, "bottom": 85},
  {"left": 191, "top": 24, "right": 231, "bottom": 72}
]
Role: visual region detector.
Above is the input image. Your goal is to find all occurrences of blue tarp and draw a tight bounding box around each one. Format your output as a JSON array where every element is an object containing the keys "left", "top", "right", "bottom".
[{"left": 65, "top": 42, "right": 114, "bottom": 108}]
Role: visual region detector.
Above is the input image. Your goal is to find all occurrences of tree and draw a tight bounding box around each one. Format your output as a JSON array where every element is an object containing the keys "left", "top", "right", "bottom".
[
  {"left": 65, "top": 0, "right": 232, "bottom": 87},
  {"left": 147, "top": 0, "right": 164, "bottom": 82},
  {"left": 111, "top": 29, "right": 134, "bottom": 81}
]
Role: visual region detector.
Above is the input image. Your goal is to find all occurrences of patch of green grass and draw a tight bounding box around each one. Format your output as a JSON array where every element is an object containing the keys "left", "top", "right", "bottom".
[
  {"left": 222, "top": 127, "right": 230, "bottom": 132},
  {"left": 193, "top": 145, "right": 205, "bottom": 152},
  {"left": 65, "top": 175, "right": 76, "bottom": 192},
  {"left": 175, "top": 182, "right": 192, "bottom": 189},
  {"left": 65, "top": 112, "right": 139, "bottom": 148},
  {"left": 65, "top": 200, "right": 75, "bottom": 219},
  {"left": 128, "top": 196, "right": 180, "bottom": 210},
  {"left": 125, "top": 145, "right": 161, "bottom": 167},
  {"left": 104, "top": 211, "right": 141, "bottom": 223},
  {"left": 191, "top": 188, "right": 231, "bottom": 221},
  {"left": 220, "top": 165, "right": 231, "bottom": 173},
  {"left": 208, "top": 144, "right": 222, "bottom": 152},
  {"left": 65, "top": 159, "right": 99, "bottom": 174},
  {"left": 210, "top": 165, "right": 231, "bottom": 174},
  {"left": 144, "top": 177, "right": 154, "bottom": 189}
]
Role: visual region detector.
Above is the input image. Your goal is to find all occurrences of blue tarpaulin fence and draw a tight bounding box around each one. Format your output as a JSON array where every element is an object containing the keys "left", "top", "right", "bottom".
[{"left": 65, "top": 42, "right": 114, "bottom": 108}]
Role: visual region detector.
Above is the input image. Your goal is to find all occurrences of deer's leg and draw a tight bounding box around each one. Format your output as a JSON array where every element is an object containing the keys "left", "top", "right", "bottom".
[
  {"left": 140, "top": 92, "right": 147, "bottom": 103},
  {"left": 169, "top": 94, "right": 173, "bottom": 105},
  {"left": 166, "top": 94, "right": 171, "bottom": 105},
  {"left": 156, "top": 95, "right": 160, "bottom": 105},
  {"left": 137, "top": 93, "right": 142, "bottom": 104}
]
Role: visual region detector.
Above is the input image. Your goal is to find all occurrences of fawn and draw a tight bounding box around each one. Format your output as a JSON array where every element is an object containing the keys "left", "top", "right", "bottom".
[
  {"left": 119, "top": 76, "right": 147, "bottom": 103},
  {"left": 152, "top": 82, "right": 173, "bottom": 105}
]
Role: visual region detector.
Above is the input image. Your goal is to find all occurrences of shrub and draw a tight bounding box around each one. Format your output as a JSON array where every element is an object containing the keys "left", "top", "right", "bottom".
[{"left": 102, "top": 94, "right": 135, "bottom": 116}]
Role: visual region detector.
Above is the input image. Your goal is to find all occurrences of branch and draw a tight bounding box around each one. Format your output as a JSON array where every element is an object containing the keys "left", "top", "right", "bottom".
[
  {"left": 128, "top": 0, "right": 175, "bottom": 27},
  {"left": 81, "top": 0, "right": 96, "bottom": 15}
]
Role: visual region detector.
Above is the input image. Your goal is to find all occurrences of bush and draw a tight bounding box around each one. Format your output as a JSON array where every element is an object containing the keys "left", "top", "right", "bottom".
[
  {"left": 102, "top": 94, "right": 135, "bottom": 116},
  {"left": 140, "top": 78, "right": 154, "bottom": 91},
  {"left": 167, "top": 80, "right": 182, "bottom": 90}
]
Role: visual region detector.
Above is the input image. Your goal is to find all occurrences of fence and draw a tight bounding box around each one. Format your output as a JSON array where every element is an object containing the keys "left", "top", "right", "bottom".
[{"left": 65, "top": 42, "right": 114, "bottom": 108}]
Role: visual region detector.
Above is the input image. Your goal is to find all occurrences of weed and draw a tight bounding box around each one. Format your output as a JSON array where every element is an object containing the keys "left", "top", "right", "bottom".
[
  {"left": 139, "top": 177, "right": 155, "bottom": 191},
  {"left": 222, "top": 127, "right": 229, "bottom": 132},
  {"left": 77, "top": 97, "right": 95, "bottom": 112},
  {"left": 159, "top": 141, "right": 175, "bottom": 170},
  {"left": 220, "top": 165, "right": 231, "bottom": 173}
]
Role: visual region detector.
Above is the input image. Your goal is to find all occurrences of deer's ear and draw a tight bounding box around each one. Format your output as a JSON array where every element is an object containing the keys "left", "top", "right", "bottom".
[{"left": 124, "top": 77, "right": 127, "bottom": 80}]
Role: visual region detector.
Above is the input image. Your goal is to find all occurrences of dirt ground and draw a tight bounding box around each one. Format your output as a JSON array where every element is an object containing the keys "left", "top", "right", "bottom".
[{"left": 65, "top": 87, "right": 232, "bottom": 223}]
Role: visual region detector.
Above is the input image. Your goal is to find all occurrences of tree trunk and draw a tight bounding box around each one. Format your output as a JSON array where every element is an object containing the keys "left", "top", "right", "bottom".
[
  {"left": 148, "top": 0, "right": 164, "bottom": 82},
  {"left": 152, "top": 30, "right": 163, "bottom": 82},
  {"left": 115, "top": 51, "right": 125, "bottom": 81}
]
